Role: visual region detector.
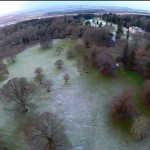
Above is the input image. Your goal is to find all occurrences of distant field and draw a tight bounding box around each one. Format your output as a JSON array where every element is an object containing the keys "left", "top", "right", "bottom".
[{"left": 0, "top": 10, "right": 150, "bottom": 29}]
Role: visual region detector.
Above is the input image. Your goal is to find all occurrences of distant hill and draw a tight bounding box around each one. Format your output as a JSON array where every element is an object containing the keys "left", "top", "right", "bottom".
[{"left": 0, "top": 5, "right": 150, "bottom": 29}]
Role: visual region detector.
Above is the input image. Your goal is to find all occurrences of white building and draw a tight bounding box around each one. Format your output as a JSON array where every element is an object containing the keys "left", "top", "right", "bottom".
[{"left": 129, "top": 26, "right": 145, "bottom": 34}]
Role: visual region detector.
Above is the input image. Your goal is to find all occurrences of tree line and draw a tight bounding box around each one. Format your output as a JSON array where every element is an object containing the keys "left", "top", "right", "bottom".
[{"left": 102, "top": 13, "right": 150, "bottom": 31}]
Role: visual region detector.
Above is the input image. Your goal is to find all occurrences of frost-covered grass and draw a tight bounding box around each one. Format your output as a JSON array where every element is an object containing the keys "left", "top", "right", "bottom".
[
  {"left": 0, "top": 39, "right": 149, "bottom": 150},
  {"left": 85, "top": 17, "right": 132, "bottom": 41}
]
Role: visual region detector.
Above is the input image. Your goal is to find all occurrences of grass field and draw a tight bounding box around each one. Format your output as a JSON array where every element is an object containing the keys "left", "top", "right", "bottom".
[{"left": 1, "top": 39, "right": 149, "bottom": 150}]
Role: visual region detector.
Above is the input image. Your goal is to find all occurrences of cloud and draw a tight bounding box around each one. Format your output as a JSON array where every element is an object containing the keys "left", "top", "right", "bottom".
[
  {"left": 0, "top": 1, "right": 23, "bottom": 15},
  {"left": 0, "top": 1, "right": 150, "bottom": 16}
]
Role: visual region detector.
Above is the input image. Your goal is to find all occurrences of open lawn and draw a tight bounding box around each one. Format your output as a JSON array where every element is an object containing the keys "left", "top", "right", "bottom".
[{"left": 1, "top": 39, "right": 149, "bottom": 150}]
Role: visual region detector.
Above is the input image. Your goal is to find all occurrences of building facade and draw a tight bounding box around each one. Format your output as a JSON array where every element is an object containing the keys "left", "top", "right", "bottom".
[{"left": 129, "top": 26, "right": 145, "bottom": 34}]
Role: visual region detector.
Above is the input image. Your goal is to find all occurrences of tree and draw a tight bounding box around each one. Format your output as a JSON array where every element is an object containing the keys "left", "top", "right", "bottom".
[
  {"left": 132, "top": 33, "right": 142, "bottom": 51},
  {"left": 55, "top": 60, "right": 64, "bottom": 69},
  {"left": 56, "top": 45, "right": 62, "bottom": 55},
  {"left": 35, "top": 73, "right": 44, "bottom": 85},
  {"left": 24, "top": 112, "right": 72, "bottom": 150},
  {"left": 34, "top": 67, "right": 43, "bottom": 74},
  {"left": 126, "top": 29, "right": 129, "bottom": 40},
  {"left": 34, "top": 67, "right": 44, "bottom": 84},
  {"left": 79, "top": 17, "right": 85, "bottom": 25},
  {"left": 0, "top": 77, "right": 35, "bottom": 112},
  {"left": 99, "top": 22, "right": 103, "bottom": 28},
  {"left": 97, "top": 52, "right": 116, "bottom": 75},
  {"left": 82, "top": 26, "right": 111, "bottom": 46},
  {"left": 76, "top": 57, "right": 84, "bottom": 75},
  {"left": 110, "top": 88, "right": 135, "bottom": 121},
  {"left": 63, "top": 73, "right": 70, "bottom": 83},
  {"left": 43, "top": 79, "right": 53, "bottom": 92},
  {"left": 135, "top": 19, "right": 141, "bottom": 27},
  {"left": 116, "top": 22, "right": 123, "bottom": 39},
  {"left": 82, "top": 27, "right": 95, "bottom": 47},
  {"left": 122, "top": 42, "right": 129, "bottom": 67},
  {"left": 131, "top": 116, "right": 150, "bottom": 140},
  {"left": 105, "top": 22, "right": 108, "bottom": 26},
  {"left": 144, "top": 32, "right": 150, "bottom": 45},
  {"left": 127, "top": 50, "right": 135, "bottom": 70},
  {"left": 0, "top": 62, "right": 9, "bottom": 80},
  {"left": 66, "top": 49, "right": 74, "bottom": 59},
  {"left": 89, "top": 45, "right": 97, "bottom": 67},
  {"left": 0, "top": 131, "right": 9, "bottom": 150},
  {"left": 146, "top": 43, "right": 150, "bottom": 51},
  {"left": 144, "top": 62, "right": 150, "bottom": 78},
  {"left": 10, "top": 54, "right": 16, "bottom": 63},
  {"left": 40, "top": 36, "right": 52, "bottom": 49},
  {"left": 84, "top": 21, "right": 91, "bottom": 26},
  {"left": 141, "top": 80, "right": 150, "bottom": 105}
]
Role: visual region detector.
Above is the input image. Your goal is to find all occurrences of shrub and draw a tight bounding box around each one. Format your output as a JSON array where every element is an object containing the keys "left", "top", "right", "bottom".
[
  {"left": 63, "top": 73, "right": 70, "bottom": 83},
  {"left": 76, "top": 58, "right": 83, "bottom": 74},
  {"left": 34, "top": 67, "right": 44, "bottom": 84},
  {"left": 131, "top": 116, "right": 150, "bottom": 140},
  {"left": 35, "top": 73, "right": 44, "bottom": 84},
  {"left": 66, "top": 50, "right": 74, "bottom": 59},
  {"left": 141, "top": 80, "right": 150, "bottom": 105},
  {"left": 55, "top": 59, "right": 64, "bottom": 69},
  {"left": 40, "top": 36, "right": 52, "bottom": 49},
  {"left": 97, "top": 52, "right": 117, "bottom": 75},
  {"left": 43, "top": 79, "right": 53, "bottom": 92},
  {"left": 144, "top": 62, "right": 150, "bottom": 78},
  {"left": 89, "top": 46, "right": 97, "bottom": 67},
  {"left": 84, "top": 21, "right": 91, "bottom": 26},
  {"left": 0, "top": 62, "right": 9, "bottom": 80},
  {"left": 110, "top": 88, "right": 135, "bottom": 121},
  {"left": 34, "top": 67, "right": 43, "bottom": 74},
  {"left": 56, "top": 45, "right": 62, "bottom": 54}
]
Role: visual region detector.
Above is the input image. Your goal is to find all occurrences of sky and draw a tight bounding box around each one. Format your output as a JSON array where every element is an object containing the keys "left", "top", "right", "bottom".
[{"left": 0, "top": 1, "right": 150, "bottom": 16}]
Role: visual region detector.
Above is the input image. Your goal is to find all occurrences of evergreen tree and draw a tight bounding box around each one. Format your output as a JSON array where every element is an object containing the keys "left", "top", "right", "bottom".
[
  {"left": 122, "top": 43, "right": 129, "bottom": 66},
  {"left": 85, "top": 21, "right": 91, "bottom": 26},
  {"left": 99, "top": 22, "right": 103, "bottom": 28},
  {"left": 116, "top": 22, "right": 123, "bottom": 39},
  {"left": 135, "top": 19, "right": 141, "bottom": 27},
  {"left": 145, "top": 62, "right": 150, "bottom": 77},
  {"left": 126, "top": 29, "right": 129, "bottom": 40},
  {"left": 127, "top": 50, "right": 135, "bottom": 69}
]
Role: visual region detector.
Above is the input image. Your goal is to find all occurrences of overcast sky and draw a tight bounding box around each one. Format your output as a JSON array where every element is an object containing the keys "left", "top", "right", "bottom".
[{"left": 0, "top": 1, "right": 150, "bottom": 16}]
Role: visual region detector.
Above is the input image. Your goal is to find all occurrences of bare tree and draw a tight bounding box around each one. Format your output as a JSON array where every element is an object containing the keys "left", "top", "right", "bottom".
[
  {"left": 10, "top": 54, "right": 16, "bottom": 63},
  {"left": 131, "top": 116, "right": 150, "bottom": 140},
  {"left": 0, "top": 130, "right": 6, "bottom": 150},
  {"left": 0, "top": 62, "right": 9, "bottom": 80},
  {"left": 40, "top": 36, "right": 52, "bottom": 49},
  {"left": 97, "top": 52, "right": 117, "bottom": 75},
  {"left": 141, "top": 80, "right": 150, "bottom": 105},
  {"left": 24, "top": 112, "right": 72, "bottom": 150},
  {"left": 0, "top": 77, "right": 35, "bottom": 113},
  {"left": 55, "top": 60, "right": 64, "bottom": 69},
  {"left": 35, "top": 73, "right": 44, "bottom": 85},
  {"left": 66, "top": 49, "right": 74, "bottom": 59},
  {"left": 43, "top": 79, "right": 53, "bottom": 92},
  {"left": 109, "top": 88, "right": 135, "bottom": 121},
  {"left": 34, "top": 67, "right": 43, "bottom": 74},
  {"left": 131, "top": 33, "right": 143, "bottom": 51},
  {"left": 56, "top": 46, "right": 62, "bottom": 55},
  {"left": 63, "top": 73, "right": 70, "bottom": 83},
  {"left": 76, "top": 57, "right": 84, "bottom": 75},
  {"left": 34, "top": 67, "right": 44, "bottom": 84},
  {"left": 89, "top": 45, "right": 98, "bottom": 67}
]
